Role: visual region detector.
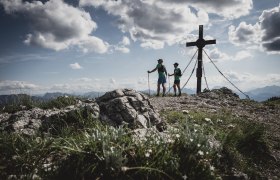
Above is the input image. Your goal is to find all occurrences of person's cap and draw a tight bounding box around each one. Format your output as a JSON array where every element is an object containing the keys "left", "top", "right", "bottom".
[
  {"left": 157, "top": 59, "right": 163, "bottom": 62},
  {"left": 173, "top": 62, "right": 179, "bottom": 66}
]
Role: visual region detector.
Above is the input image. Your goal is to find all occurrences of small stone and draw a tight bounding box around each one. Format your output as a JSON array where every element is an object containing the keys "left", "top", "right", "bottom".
[
  {"left": 182, "top": 110, "right": 189, "bottom": 114},
  {"left": 204, "top": 118, "right": 214, "bottom": 124},
  {"left": 227, "top": 124, "right": 235, "bottom": 129}
]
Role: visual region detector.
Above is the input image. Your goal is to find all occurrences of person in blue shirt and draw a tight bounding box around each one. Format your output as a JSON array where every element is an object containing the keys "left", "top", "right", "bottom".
[{"left": 148, "top": 59, "right": 168, "bottom": 97}]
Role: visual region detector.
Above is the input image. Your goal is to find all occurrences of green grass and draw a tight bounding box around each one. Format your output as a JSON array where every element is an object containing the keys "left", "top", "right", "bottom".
[
  {"left": 0, "top": 112, "right": 219, "bottom": 179},
  {"left": 0, "top": 103, "right": 273, "bottom": 179}
]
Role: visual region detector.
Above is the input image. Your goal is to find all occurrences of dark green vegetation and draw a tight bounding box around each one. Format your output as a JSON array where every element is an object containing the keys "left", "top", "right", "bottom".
[{"left": 0, "top": 97, "right": 275, "bottom": 179}]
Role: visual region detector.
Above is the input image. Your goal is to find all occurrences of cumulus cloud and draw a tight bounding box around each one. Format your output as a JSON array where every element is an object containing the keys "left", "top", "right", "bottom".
[
  {"left": 228, "top": 22, "right": 261, "bottom": 46},
  {"left": 70, "top": 62, "right": 83, "bottom": 69},
  {"left": 80, "top": 0, "right": 209, "bottom": 49},
  {"left": 228, "top": 5, "right": 280, "bottom": 54},
  {"left": 0, "top": 80, "right": 39, "bottom": 94},
  {"left": 260, "top": 5, "right": 280, "bottom": 52},
  {"left": 205, "top": 48, "right": 230, "bottom": 62},
  {"left": 113, "top": 36, "right": 131, "bottom": 53},
  {"left": 161, "top": 0, "right": 253, "bottom": 19},
  {"left": 0, "top": 0, "right": 109, "bottom": 53}
]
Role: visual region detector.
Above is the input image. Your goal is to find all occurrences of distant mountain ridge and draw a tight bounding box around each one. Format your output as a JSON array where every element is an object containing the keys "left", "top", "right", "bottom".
[
  {"left": 245, "top": 85, "right": 280, "bottom": 101},
  {"left": 0, "top": 85, "right": 279, "bottom": 106}
]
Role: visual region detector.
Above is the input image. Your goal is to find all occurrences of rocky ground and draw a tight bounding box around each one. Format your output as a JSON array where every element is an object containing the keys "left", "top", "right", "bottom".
[{"left": 150, "top": 87, "right": 280, "bottom": 179}]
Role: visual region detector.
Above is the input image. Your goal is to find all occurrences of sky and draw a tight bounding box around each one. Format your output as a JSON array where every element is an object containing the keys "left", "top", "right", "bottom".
[{"left": 0, "top": 0, "right": 280, "bottom": 95}]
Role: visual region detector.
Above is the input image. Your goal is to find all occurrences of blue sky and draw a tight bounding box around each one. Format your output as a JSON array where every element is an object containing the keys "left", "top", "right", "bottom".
[{"left": 0, "top": 0, "right": 280, "bottom": 95}]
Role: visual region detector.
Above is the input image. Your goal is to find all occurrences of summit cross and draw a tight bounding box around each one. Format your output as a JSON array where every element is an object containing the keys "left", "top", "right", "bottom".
[{"left": 186, "top": 25, "right": 216, "bottom": 94}]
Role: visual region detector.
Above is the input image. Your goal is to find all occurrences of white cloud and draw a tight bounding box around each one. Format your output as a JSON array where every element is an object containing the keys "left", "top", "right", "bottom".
[
  {"left": 121, "top": 36, "right": 130, "bottom": 46},
  {"left": 0, "top": 80, "right": 39, "bottom": 94},
  {"left": 228, "top": 22, "right": 261, "bottom": 46},
  {"left": 80, "top": 0, "right": 209, "bottom": 49},
  {"left": 234, "top": 51, "right": 253, "bottom": 61},
  {"left": 161, "top": 0, "right": 253, "bottom": 19},
  {"left": 113, "top": 36, "right": 131, "bottom": 53},
  {"left": 79, "top": 36, "right": 109, "bottom": 53},
  {"left": 0, "top": 0, "right": 109, "bottom": 53},
  {"left": 206, "top": 48, "right": 230, "bottom": 62},
  {"left": 260, "top": 5, "right": 280, "bottom": 52},
  {"left": 228, "top": 5, "right": 280, "bottom": 54},
  {"left": 70, "top": 62, "right": 83, "bottom": 70}
]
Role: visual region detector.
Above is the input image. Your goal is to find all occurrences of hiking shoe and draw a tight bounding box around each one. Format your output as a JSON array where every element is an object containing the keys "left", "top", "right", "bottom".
[
  {"left": 178, "top": 93, "right": 181, "bottom": 97},
  {"left": 162, "top": 94, "right": 166, "bottom": 97},
  {"left": 156, "top": 94, "right": 159, "bottom": 97},
  {"left": 174, "top": 94, "right": 177, "bottom": 97}
]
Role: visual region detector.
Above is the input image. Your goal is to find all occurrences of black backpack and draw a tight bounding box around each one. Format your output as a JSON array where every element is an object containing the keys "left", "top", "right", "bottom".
[{"left": 175, "top": 68, "right": 182, "bottom": 76}]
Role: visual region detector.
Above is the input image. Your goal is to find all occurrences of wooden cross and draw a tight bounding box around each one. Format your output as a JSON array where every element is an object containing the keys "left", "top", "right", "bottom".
[{"left": 186, "top": 25, "right": 216, "bottom": 94}]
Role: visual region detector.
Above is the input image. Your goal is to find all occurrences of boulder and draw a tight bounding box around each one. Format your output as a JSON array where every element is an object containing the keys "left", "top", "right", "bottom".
[{"left": 97, "top": 89, "right": 162, "bottom": 129}]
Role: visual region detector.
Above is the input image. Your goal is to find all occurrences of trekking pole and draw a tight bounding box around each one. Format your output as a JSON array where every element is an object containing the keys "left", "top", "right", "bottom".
[{"left": 148, "top": 72, "right": 151, "bottom": 97}]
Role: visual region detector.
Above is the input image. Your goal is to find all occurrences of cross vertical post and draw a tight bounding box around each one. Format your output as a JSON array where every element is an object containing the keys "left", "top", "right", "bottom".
[{"left": 186, "top": 25, "right": 216, "bottom": 94}]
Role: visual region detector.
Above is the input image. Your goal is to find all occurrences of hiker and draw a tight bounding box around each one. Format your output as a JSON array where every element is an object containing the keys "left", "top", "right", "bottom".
[
  {"left": 148, "top": 59, "right": 168, "bottom": 97},
  {"left": 168, "top": 62, "right": 182, "bottom": 96}
]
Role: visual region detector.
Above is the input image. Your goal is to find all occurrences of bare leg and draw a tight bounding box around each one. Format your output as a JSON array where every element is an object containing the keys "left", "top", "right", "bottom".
[
  {"left": 162, "top": 84, "right": 166, "bottom": 96},
  {"left": 173, "top": 84, "right": 177, "bottom": 96},
  {"left": 157, "top": 84, "right": 160, "bottom": 96},
  {"left": 177, "top": 84, "right": 181, "bottom": 96}
]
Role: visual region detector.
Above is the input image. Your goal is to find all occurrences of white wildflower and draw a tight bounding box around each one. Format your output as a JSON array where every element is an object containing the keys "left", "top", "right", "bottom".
[
  {"left": 204, "top": 118, "right": 211, "bottom": 122},
  {"left": 182, "top": 110, "right": 189, "bottom": 114},
  {"left": 197, "top": 143, "right": 201, "bottom": 147},
  {"left": 210, "top": 165, "right": 215, "bottom": 171},
  {"left": 190, "top": 138, "right": 193, "bottom": 142},
  {"left": 110, "top": 146, "right": 114, "bottom": 152},
  {"left": 175, "top": 134, "right": 180, "bottom": 138},
  {"left": 198, "top": 150, "right": 204, "bottom": 156},
  {"left": 147, "top": 149, "right": 152, "bottom": 153},
  {"left": 227, "top": 124, "right": 235, "bottom": 129},
  {"left": 145, "top": 152, "right": 150, "bottom": 158},
  {"left": 182, "top": 174, "right": 188, "bottom": 180},
  {"left": 194, "top": 124, "right": 199, "bottom": 127}
]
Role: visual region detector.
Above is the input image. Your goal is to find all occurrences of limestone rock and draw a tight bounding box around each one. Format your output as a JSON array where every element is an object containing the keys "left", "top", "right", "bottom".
[
  {"left": 97, "top": 89, "right": 161, "bottom": 128},
  {"left": 0, "top": 101, "right": 100, "bottom": 136}
]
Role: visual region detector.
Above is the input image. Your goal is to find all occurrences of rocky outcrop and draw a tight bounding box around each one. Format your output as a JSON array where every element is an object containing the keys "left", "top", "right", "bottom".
[
  {"left": 97, "top": 89, "right": 161, "bottom": 128},
  {"left": 0, "top": 89, "right": 163, "bottom": 135},
  {"left": 0, "top": 100, "right": 99, "bottom": 136}
]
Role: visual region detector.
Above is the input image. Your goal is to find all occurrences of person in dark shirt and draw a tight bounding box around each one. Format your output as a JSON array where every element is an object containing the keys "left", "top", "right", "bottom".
[{"left": 168, "top": 62, "right": 181, "bottom": 96}]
